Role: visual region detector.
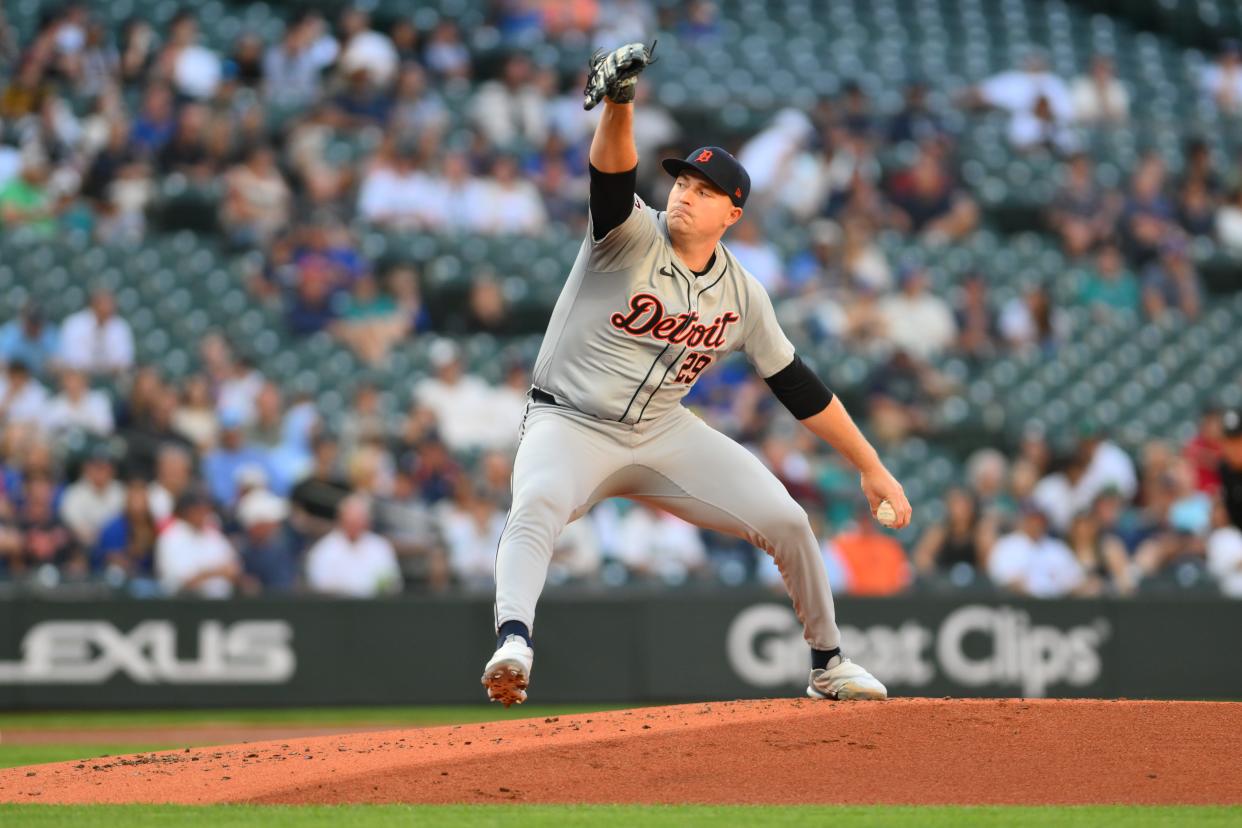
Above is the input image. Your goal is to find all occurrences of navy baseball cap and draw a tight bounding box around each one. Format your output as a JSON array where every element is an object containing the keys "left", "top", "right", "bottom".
[{"left": 662, "top": 146, "right": 750, "bottom": 207}]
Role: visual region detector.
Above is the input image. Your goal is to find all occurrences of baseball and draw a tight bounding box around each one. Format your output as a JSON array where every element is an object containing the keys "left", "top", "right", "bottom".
[{"left": 875, "top": 499, "right": 897, "bottom": 527}]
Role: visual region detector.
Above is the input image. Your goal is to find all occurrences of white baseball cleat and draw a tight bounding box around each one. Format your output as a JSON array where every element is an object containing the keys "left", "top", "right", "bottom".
[
  {"left": 806, "top": 657, "right": 888, "bottom": 701},
  {"left": 481, "top": 634, "right": 534, "bottom": 707}
]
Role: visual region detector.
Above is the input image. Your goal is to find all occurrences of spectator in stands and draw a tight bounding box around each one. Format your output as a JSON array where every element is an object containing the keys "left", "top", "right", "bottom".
[
  {"left": 1079, "top": 243, "right": 1140, "bottom": 317},
  {"left": 156, "top": 489, "right": 242, "bottom": 598},
  {"left": 202, "top": 409, "right": 272, "bottom": 507},
  {"left": 414, "top": 340, "right": 501, "bottom": 452},
  {"left": 886, "top": 143, "right": 978, "bottom": 243},
  {"left": 0, "top": 360, "right": 48, "bottom": 425},
  {"left": 1200, "top": 39, "right": 1242, "bottom": 116},
  {"left": 0, "top": 153, "right": 58, "bottom": 233},
  {"left": 236, "top": 488, "right": 299, "bottom": 593},
  {"left": 1184, "top": 407, "right": 1225, "bottom": 494},
  {"left": 913, "top": 487, "right": 995, "bottom": 578},
  {"left": 866, "top": 348, "right": 948, "bottom": 445},
  {"left": 1049, "top": 152, "right": 1120, "bottom": 258},
  {"left": 952, "top": 272, "right": 998, "bottom": 360},
  {"left": 962, "top": 50, "right": 1074, "bottom": 152},
  {"left": 58, "top": 288, "right": 134, "bottom": 376},
  {"left": 432, "top": 150, "right": 492, "bottom": 232},
  {"left": 44, "top": 368, "right": 113, "bottom": 437},
  {"left": 357, "top": 139, "right": 439, "bottom": 229},
  {"left": 157, "top": 103, "right": 211, "bottom": 180},
  {"left": 889, "top": 82, "right": 948, "bottom": 145},
  {"left": 93, "top": 477, "right": 157, "bottom": 580},
  {"left": 0, "top": 303, "right": 58, "bottom": 378},
  {"left": 147, "top": 443, "right": 192, "bottom": 524},
  {"left": 334, "top": 267, "right": 421, "bottom": 364},
  {"left": 226, "top": 33, "right": 265, "bottom": 92},
  {"left": 615, "top": 504, "right": 708, "bottom": 585},
  {"left": 1134, "top": 457, "right": 1212, "bottom": 581},
  {"left": 305, "top": 494, "right": 402, "bottom": 597},
  {"left": 423, "top": 19, "right": 471, "bottom": 81},
  {"left": 988, "top": 501, "right": 1086, "bottom": 597},
  {"left": 335, "top": 7, "right": 398, "bottom": 90},
  {"left": 878, "top": 266, "right": 957, "bottom": 359},
  {"left": 157, "top": 10, "right": 222, "bottom": 101},
  {"left": 172, "top": 374, "right": 218, "bottom": 451},
  {"left": 830, "top": 504, "right": 912, "bottom": 595},
  {"left": 1207, "top": 495, "right": 1242, "bottom": 596},
  {"left": 263, "top": 12, "right": 329, "bottom": 109},
  {"left": 999, "top": 282, "right": 1066, "bottom": 354},
  {"left": 289, "top": 434, "right": 351, "bottom": 538},
  {"left": 1218, "top": 409, "right": 1242, "bottom": 530},
  {"left": 727, "top": 219, "right": 785, "bottom": 294},
  {"left": 1121, "top": 153, "right": 1176, "bottom": 266},
  {"left": 59, "top": 446, "right": 124, "bottom": 549},
  {"left": 1214, "top": 184, "right": 1242, "bottom": 253},
  {"left": 15, "top": 475, "right": 78, "bottom": 577},
  {"left": 285, "top": 255, "right": 340, "bottom": 335},
  {"left": 1071, "top": 54, "right": 1129, "bottom": 125},
  {"left": 1141, "top": 238, "right": 1202, "bottom": 321},
  {"left": 1067, "top": 506, "right": 1135, "bottom": 596},
  {"left": 390, "top": 63, "right": 450, "bottom": 141},
  {"left": 470, "top": 53, "right": 547, "bottom": 149},
  {"left": 222, "top": 145, "right": 290, "bottom": 248},
  {"left": 439, "top": 485, "right": 505, "bottom": 589},
  {"left": 480, "top": 153, "right": 548, "bottom": 235}
]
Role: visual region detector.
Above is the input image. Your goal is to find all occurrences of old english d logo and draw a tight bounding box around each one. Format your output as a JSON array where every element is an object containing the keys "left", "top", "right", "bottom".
[{"left": 695, "top": 149, "right": 713, "bottom": 163}]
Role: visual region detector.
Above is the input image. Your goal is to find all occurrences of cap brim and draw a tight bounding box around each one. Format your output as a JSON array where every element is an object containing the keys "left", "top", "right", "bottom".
[{"left": 661, "top": 158, "right": 736, "bottom": 203}]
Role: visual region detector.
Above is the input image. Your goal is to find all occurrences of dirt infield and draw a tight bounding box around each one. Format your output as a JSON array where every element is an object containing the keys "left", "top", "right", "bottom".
[{"left": 2, "top": 699, "right": 1239, "bottom": 806}]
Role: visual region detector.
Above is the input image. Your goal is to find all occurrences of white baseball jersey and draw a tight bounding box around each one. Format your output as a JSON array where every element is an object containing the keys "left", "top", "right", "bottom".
[{"left": 531, "top": 195, "right": 795, "bottom": 424}]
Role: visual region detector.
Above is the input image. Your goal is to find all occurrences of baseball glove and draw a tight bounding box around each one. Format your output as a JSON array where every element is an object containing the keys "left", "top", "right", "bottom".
[{"left": 582, "top": 40, "right": 658, "bottom": 111}]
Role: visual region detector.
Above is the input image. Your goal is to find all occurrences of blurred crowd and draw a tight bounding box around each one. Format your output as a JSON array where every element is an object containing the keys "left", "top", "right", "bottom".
[{"left": 1, "top": 3, "right": 1242, "bottom": 599}]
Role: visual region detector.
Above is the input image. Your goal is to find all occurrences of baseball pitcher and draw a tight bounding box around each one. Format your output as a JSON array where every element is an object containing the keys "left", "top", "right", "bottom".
[{"left": 482, "top": 42, "right": 912, "bottom": 705}]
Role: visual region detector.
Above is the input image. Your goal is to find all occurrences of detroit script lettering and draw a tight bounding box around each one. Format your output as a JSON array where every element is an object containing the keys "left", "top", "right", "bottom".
[{"left": 609, "top": 292, "right": 741, "bottom": 349}]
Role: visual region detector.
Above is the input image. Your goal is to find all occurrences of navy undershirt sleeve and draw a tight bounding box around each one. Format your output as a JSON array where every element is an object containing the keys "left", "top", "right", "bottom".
[
  {"left": 589, "top": 163, "right": 638, "bottom": 241},
  {"left": 764, "top": 354, "right": 835, "bottom": 420}
]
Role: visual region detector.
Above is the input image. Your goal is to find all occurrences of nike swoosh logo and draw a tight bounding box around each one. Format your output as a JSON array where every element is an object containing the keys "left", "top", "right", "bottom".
[{"left": 658, "top": 266, "right": 678, "bottom": 278}]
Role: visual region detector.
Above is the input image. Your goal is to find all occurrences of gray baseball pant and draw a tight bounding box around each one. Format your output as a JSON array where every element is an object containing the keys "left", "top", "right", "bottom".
[{"left": 493, "top": 400, "right": 841, "bottom": 650}]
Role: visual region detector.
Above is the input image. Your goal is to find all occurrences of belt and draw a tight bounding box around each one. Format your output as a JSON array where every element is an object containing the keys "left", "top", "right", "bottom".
[{"left": 531, "top": 387, "right": 558, "bottom": 406}]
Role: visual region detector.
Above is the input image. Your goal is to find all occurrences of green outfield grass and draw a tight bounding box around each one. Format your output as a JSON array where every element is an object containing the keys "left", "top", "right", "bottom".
[{"left": 1, "top": 805, "right": 1239, "bottom": 827}]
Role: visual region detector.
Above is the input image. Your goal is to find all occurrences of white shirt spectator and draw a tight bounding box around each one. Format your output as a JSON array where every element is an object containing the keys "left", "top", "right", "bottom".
[
  {"left": 156, "top": 519, "right": 239, "bottom": 598},
  {"left": 432, "top": 175, "right": 493, "bottom": 233},
  {"left": 58, "top": 309, "right": 134, "bottom": 374},
  {"left": 1216, "top": 202, "right": 1242, "bottom": 253},
  {"left": 438, "top": 502, "right": 506, "bottom": 586},
  {"left": 617, "top": 507, "right": 707, "bottom": 581},
  {"left": 988, "top": 530, "right": 1085, "bottom": 598},
  {"left": 174, "top": 44, "right": 223, "bottom": 100},
  {"left": 1030, "top": 472, "right": 1079, "bottom": 534},
  {"left": 1207, "top": 525, "right": 1242, "bottom": 598},
  {"left": 979, "top": 69, "right": 1073, "bottom": 122},
  {"left": 358, "top": 166, "right": 441, "bottom": 228},
  {"left": 338, "top": 29, "right": 398, "bottom": 87},
  {"left": 469, "top": 81, "right": 548, "bottom": 148},
  {"left": 59, "top": 479, "right": 124, "bottom": 546},
  {"left": 414, "top": 373, "right": 505, "bottom": 452},
  {"left": 1071, "top": 75, "right": 1129, "bottom": 124},
  {"left": 1201, "top": 61, "right": 1242, "bottom": 114},
  {"left": 1079, "top": 440, "right": 1138, "bottom": 502},
  {"left": 44, "top": 387, "right": 114, "bottom": 436},
  {"left": 0, "top": 375, "right": 49, "bottom": 424},
  {"left": 878, "top": 291, "right": 957, "bottom": 359},
  {"left": 478, "top": 178, "right": 548, "bottom": 236},
  {"left": 729, "top": 237, "right": 785, "bottom": 294},
  {"left": 306, "top": 529, "right": 402, "bottom": 597}
]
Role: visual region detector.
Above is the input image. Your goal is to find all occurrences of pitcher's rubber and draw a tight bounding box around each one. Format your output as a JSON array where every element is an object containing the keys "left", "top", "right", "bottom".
[{"left": 2, "top": 699, "right": 1240, "bottom": 805}]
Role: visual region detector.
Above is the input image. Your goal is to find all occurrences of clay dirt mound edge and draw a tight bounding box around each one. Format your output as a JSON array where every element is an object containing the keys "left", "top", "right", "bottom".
[{"left": 2, "top": 698, "right": 1239, "bottom": 806}]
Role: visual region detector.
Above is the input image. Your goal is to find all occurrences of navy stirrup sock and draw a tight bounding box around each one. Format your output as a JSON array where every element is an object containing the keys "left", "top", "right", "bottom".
[
  {"left": 811, "top": 647, "right": 841, "bottom": 671},
  {"left": 497, "top": 620, "right": 532, "bottom": 649}
]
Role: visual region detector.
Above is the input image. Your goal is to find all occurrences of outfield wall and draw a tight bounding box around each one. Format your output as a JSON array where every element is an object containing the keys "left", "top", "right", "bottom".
[{"left": 0, "top": 594, "right": 1237, "bottom": 707}]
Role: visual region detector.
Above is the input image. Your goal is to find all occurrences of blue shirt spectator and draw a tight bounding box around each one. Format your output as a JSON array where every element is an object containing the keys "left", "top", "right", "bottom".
[
  {"left": 202, "top": 411, "right": 275, "bottom": 506},
  {"left": 0, "top": 305, "right": 59, "bottom": 378}
]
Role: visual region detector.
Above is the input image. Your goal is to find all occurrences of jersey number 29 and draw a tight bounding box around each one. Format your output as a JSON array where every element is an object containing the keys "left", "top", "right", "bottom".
[{"left": 674, "top": 352, "right": 712, "bottom": 385}]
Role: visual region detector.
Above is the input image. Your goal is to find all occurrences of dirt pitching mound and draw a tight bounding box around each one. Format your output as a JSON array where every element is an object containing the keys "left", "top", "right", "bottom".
[{"left": 2, "top": 699, "right": 1240, "bottom": 806}]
